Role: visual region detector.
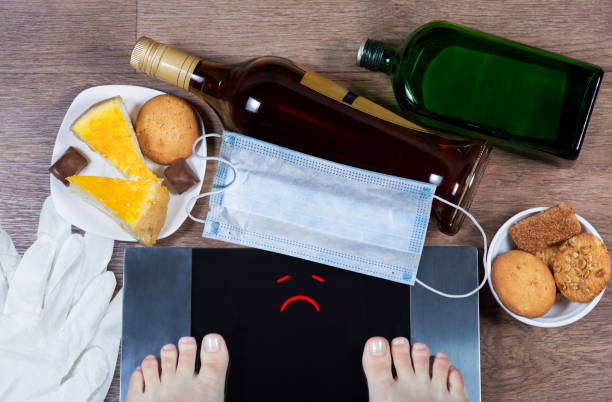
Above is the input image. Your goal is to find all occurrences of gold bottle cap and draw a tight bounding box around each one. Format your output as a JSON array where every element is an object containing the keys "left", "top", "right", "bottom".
[{"left": 130, "top": 36, "right": 201, "bottom": 90}]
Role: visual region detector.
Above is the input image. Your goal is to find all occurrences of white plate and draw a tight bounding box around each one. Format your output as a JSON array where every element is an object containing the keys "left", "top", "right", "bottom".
[
  {"left": 50, "top": 85, "right": 206, "bottom": 242},
  {"left": 486, "top": 207, "right": 605, "bottom": 327}
]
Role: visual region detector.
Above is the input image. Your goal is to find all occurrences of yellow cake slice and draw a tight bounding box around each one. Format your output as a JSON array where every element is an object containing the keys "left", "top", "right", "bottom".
[
  {"left": 71, "top": 96, "right": 158, "bottom": 181},
  {"left": 67, "top": 175, "right": 169, "bottom": 246}
]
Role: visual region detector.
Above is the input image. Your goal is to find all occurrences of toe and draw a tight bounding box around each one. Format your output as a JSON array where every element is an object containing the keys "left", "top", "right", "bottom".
[
  {"left": 362, "top": 337, "right": 393, "bottom": 392},
  {"left": 411, "top": 343, "right": 431, "bottom": 380},
  {"left": 141, "top": 355, "right": 160, "bottom": 390},
  {"left": 177, "top": 337, "right": 198, "bottom": 376},
  {"left": 390, "top": 337, "right": 414, "bottom": 380},
  {"left": 431, "top": 352, "right": 451, "bottom": 389},
  {"left": 448, "top": 366, "right": 468, "bottom": 400},
  {"left": 198, "top": 334, "right": 230, "bottom": 396},
  {"left": 126, "top": 366, "right": 144, "bottom": 401},
  {"left": 160, "top": 343, "right": 178, "bottom": 381}
]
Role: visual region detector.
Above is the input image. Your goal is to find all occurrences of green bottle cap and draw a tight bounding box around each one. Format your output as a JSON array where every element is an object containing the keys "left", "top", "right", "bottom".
[{"left": 357, "top": 39, "right": 385, "bottom": 71}]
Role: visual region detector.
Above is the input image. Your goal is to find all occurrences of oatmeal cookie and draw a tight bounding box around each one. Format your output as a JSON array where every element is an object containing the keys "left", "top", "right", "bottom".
[{"left": 553, "top": 233, "right": 611, "bottom": 302}]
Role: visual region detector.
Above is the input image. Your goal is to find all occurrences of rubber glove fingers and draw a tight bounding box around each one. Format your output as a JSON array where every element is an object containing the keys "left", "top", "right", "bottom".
[
  {"left": 56, "top": 346, "right": 108, "bottom": 402},
  {"left": 0, "top": 228, "right": 20, "bottom": 285},
  {"left": 3, "top": 236, "right": 56, "bottom": 316},
  {"left": 47, "top": 234, "right": 85, "bottom": 298},
  {"left": 64, "top": 271, "right": 116, "bottom": 362},
  {"left": 91, "top": 289, "right": 123, "bottom": 355},
  {"left": 0, "top": 228, "right": 16, "bottom": 310},
  {"left": 43, "top": 234, "right": 85, "bottom": 327},
  {"left": 0, "top": 271, "right": 6, "bottom": 313},
  {"left": 73, "top": 233, "right": 114, "bottom": 305},
  {"left": 81, "top": 289, "right": 123, "bottom": 402},
  {"left": 37, "top": 197, "right": 70, "bottom": 247}
]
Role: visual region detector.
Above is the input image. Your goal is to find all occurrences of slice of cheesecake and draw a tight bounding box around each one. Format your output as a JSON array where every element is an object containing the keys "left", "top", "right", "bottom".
[
  {"left": 67, "top": 175, "right": 169, "bottom": 246},
  {"left": 71, "top": 96, "right": 158, "bottom": 181}
]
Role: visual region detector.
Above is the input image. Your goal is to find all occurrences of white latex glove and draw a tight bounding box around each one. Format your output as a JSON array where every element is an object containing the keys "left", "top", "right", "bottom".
[{"left": 0, "top": 197, "right": 122, "bottom": 402}]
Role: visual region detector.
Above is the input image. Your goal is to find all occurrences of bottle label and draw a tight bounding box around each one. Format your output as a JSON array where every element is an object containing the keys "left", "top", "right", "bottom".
[{"left": 299, "top": 70, "right": 427, "bottom": 132}]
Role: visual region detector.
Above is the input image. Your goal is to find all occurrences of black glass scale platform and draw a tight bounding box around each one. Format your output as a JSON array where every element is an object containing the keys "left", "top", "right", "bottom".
[{"left": 121, "top": 247, "right": 480, "bottom": 401}]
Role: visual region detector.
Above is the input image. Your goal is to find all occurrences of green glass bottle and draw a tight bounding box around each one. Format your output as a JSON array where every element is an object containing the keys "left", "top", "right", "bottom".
[{"left": 358, "top": 21, "right": 603, "bottom": 160}]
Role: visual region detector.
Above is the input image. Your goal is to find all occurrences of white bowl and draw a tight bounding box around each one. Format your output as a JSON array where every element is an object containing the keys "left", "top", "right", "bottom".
[{"left": 486, "top": 207, "right": 606, "bottom": 327}]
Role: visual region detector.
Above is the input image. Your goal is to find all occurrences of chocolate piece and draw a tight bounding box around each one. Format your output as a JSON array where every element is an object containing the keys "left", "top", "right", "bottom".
[
  {"left": 49, "top": 146, "right": 88, "bottom": 186},
  {"left": 164, "top": 158, "right": 199, "bottom": 194}
]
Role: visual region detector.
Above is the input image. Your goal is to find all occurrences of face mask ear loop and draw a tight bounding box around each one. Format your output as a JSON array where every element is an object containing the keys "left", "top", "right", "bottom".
[
  {"left": 415, "top": 195, "right": 488, "bottom": 299},
  {"left": 186, "top": 134, "right": 238, "bottom": 224}
]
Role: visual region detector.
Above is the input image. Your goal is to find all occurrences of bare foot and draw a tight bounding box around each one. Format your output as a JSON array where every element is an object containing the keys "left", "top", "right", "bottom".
[
  {"left": 362, "top": 337, "right": 468, "bottom": 402},
  {"left": 126, "top": 334, "right": 229, "bottom": 402}
]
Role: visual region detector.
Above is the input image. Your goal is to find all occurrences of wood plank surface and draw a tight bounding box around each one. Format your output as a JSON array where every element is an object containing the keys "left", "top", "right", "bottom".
[
  {"left": 0, "top": 0, "right": 137, "bottom": 74},
  {"left": 0, "top": 1, "right": 611, "bottom": 401}
]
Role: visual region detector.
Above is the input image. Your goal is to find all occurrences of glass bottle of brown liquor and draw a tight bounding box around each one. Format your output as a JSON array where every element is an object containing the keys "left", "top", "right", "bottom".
[{"left": 130, "top": 37, "right": 491, "bottom": 235}]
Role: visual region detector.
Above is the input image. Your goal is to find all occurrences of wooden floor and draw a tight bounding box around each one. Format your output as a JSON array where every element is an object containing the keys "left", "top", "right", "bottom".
[{"left": 1, "top": 1, "right": 611, "bottom": 401}]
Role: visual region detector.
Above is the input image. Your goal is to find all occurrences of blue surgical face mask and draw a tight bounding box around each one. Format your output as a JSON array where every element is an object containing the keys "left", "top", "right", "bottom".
[{"left": 188, "top": 131, "right": 487, "bottom": 299}]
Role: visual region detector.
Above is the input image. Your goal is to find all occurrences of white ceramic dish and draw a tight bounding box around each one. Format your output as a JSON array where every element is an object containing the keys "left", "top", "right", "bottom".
[
  {"left": 50, "top": 85, "right": 206, "bottom": 242},
  {"left": 486, "top": 207, "right": 605, "bottom": 327}
]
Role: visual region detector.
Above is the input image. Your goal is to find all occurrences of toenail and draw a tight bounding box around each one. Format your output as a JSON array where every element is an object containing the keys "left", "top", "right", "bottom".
[
  {"left": 162, "top": 344, "right": 176, "bottom": 351},
  {"left": 413, "top": 343, "right": 427, "bottom": 350},
  {"left": 204, "top": 334, "right": 221, "bottom": 353},
  {"left": 369, "top": 339, "right": 387, "bottom": 356},
  {"left": 436, "top": 352, "right": 448, "bottom": 359},
  {"left": 144, "top": 354, "right": 156, "bottom": 360},
  {"left": 179, "top": 336, "right": 196, "bottom": 344},
  {"left": 392, "top": 337, "right": 408, "bottom": 345},
  {"left": 136, "top": 366, "right": 142, "bottom": 372}
]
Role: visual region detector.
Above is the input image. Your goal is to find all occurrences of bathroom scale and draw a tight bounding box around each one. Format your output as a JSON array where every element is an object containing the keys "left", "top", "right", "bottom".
[{"left": 121, "top": 247, "right": 481, "bottom": 401}]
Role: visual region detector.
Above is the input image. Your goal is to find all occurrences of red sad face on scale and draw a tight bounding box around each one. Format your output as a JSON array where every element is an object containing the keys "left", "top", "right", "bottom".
[{"left": 276, "top": 274, "right": 325, "bottom": 312}]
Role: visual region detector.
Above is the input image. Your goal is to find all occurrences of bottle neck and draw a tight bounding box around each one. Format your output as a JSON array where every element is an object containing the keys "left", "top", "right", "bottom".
[
  {"left": 189, "top": 60, "right": 232, "bottom": 100},
  {"left": 130, "top": 36, "right": 233, "bottom": 100},
  {"left": 187, "top": 60, "right": 236, "bottom": 128},
  {"left": 378, "top": 47, "right": 398, "bottom": 75},
  {"left": 357, "top": 39, "right": 398, "bottom": 76}
]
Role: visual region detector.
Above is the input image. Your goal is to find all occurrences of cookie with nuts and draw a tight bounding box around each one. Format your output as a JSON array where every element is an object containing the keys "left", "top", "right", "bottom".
[{"left": 553, "top": 233, "right": 611, "bottom": 302}]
